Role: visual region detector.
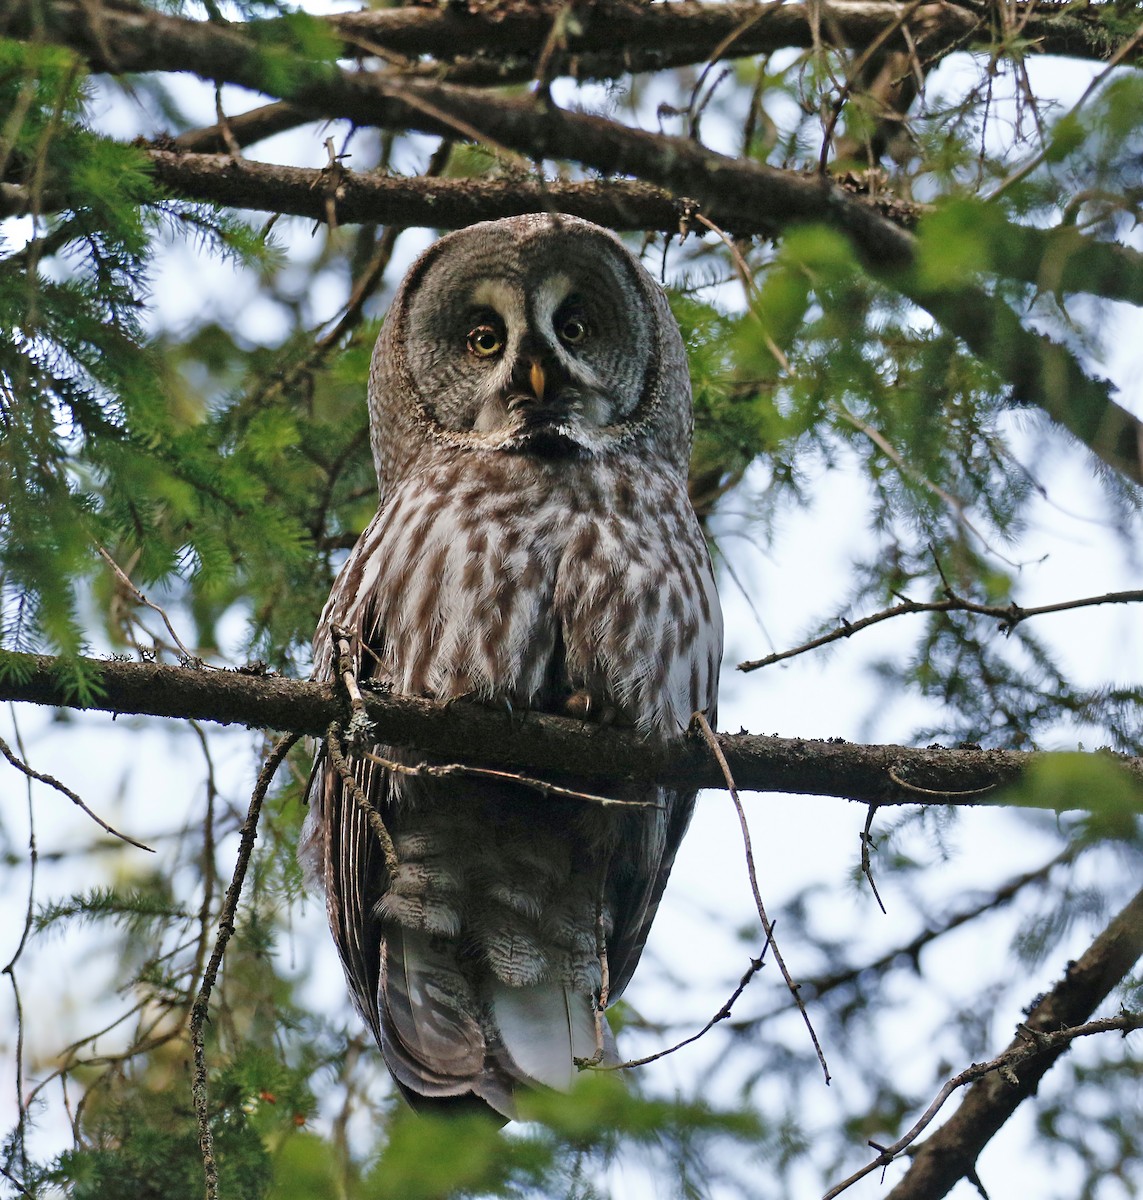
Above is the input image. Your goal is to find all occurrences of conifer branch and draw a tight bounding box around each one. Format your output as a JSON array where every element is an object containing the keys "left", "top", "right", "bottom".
[
  {"left": 1, "top": 650, "right": 1142, "bottom": 808},
  {"left": 320, "top": 0, "right": 1140, "bottom": 75},
  {"left": 9, "top": 0, "right": 1142, "bottom": 483}
]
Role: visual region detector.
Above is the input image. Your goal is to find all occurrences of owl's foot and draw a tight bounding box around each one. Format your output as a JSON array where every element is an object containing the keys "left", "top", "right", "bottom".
[{"left": 562, "top": 689, "right": 622, "bottom": 726}]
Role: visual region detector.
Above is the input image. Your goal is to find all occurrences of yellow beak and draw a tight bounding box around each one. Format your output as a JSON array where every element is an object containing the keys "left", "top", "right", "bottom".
[{"left": 529, "top": 360, "right": 546, "bottom": 402}]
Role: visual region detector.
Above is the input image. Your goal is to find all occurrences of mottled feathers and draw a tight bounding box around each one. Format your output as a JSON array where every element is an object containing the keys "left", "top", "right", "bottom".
[{"left": 301, "top": 214, "right": 722, "bottom": 1118}]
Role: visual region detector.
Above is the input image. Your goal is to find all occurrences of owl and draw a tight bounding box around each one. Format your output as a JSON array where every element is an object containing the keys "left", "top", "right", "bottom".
[{"left": 302, "top": 214, "right": 722, "bottom": 1119}]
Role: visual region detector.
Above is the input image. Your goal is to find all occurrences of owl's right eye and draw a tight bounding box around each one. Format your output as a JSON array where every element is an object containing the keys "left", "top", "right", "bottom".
[{"left": 467, "top": 324, "right": 504, "bottom": 359}]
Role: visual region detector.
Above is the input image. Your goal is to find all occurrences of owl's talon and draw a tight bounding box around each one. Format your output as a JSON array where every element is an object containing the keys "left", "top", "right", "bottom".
[
  {"left": 563, "top": 689, "right": 593, "bottom": 721},
  {"left": 563, "top": 690, "right": 624, "bottom": 727}
]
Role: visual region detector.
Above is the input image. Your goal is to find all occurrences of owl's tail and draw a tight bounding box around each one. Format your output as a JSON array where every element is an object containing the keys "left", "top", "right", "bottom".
[{"left": 379, "top": 925, "right": 610, "bottom": 1120}]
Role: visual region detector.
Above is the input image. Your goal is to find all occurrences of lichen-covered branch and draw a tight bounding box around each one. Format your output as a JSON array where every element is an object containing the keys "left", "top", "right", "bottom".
[{"left": 2, "top": 650, "right": 1142, "bottom": 808}]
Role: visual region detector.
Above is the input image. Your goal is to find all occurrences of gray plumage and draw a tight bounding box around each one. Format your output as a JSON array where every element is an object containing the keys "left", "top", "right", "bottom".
[{"left": 301, "top": 214, "right": 722, "bottom": 1118}]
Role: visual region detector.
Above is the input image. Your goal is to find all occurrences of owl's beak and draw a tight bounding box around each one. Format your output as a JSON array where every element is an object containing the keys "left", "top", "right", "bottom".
[
  {"left": 506, "top": 336, "right": 568, "bottom": 418},
  {"left": 508, "top": 353, "right": 560, "bottom": 409},
  {"left": 528, "top": 360, "right": 546, "bottom": 403}
]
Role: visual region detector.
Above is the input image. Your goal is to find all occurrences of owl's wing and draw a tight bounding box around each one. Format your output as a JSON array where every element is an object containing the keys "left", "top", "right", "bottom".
[
  {"left": 591, "top": 551, "right": 723, "bottom": 1003},
  {"left": 602, "top": 783, "right": 701, "bottom": 1002},
  {"left": 302, "top": 747, "right": 386, "bottom": 1047},
  {"left": 305, "top": 731, "right": 523, "bottom": 1111}
]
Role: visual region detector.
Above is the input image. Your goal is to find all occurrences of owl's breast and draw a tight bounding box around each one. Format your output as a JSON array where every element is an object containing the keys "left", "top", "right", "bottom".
[
  {"left": 319, "top": 454, "right": 721, "bottom": 732},
  {"left": 550, "top": 463, "right": 722, "bottom": 735}
]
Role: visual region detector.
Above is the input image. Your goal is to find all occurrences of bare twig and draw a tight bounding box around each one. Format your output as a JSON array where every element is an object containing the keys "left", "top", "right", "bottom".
[
  {"left": 859, "top": 804, "right": 887, "bottom": 914},
  {"left": 738, "top": 588, "right": 1143, "bottom": 672},
  {"left": 360, "top": 748, "right": 660, "bottom": 810},
  {"left": 331, "top": 626, "right": 371, "bottom": 746},
  {"left": 190, "top": 732, "right": 300, "bottom": 1200},
  {"left": 325, "top": 722, "right": 399, "bottom": 877},
  {"left": 96, "top": 544, "right": 199, "bottom": 663},
  {"left": 693, "top": 713, "right": 831, "bottom": 1084},
  {"left": 2, "top": 714, "right": 36, "bottom": 1191},
  {"left": 211, "top": 83, "right": 243, "bottom": 159},
  {"left": 0, "top": 733, "right": 153, "bottom": 851},
  {"left": 315, "top": 223, "right": 401, "bottom": 352},
  {"left": 608, "top": 949, "right": 770, "bottom": 1070},
  {"left": 886, "top": 766, "right": 997, "bottom": 800}
]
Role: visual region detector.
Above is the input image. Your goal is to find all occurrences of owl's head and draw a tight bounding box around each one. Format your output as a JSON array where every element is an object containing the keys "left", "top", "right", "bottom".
[{"left": 369, "top": 215, "right": 692, "bottom": 488}]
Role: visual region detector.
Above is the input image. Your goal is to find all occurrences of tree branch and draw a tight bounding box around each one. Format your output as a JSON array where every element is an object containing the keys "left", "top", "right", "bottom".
[
  {"left": 171, "top": 99, "right": 309, "bottom": 154},
  {"left": 143, "top": 151, "right": 690, "bottom": 235},
  {"left": 325, "top": 0, "right": 985, "bottom": 84},
  {"left": 10, "top": 0, "right": 1141, "bottom": 483},
  {"left": 879, "top": 883, "right": 1143, "bottom": 1200},
  {"left": 134, "top": 152, "right": 1143, "bottom": 312},
  {"left": 292, "top": 2, "right": 1143, "bottom": 80},
  {"left": 2, "top": 651, "right": 1142, "bottom": 808},
  {"left": 828, "top": 1010, "right": 1143, "bottom": 1198},
  {"left": 16, "top": 144, "right": 1143, "bottom": 314},
  {"left": 738, "top": 587, "right": 1143, "bottom": 671}
]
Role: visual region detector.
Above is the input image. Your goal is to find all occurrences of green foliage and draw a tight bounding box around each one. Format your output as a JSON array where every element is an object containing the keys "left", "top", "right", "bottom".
[
  {"left": 0, "top": 37, "right": 384, "bottom": 667},
  {"left": 52, "top": 1038, "right": 319, "bottom": 1200},
  {"left": 1005, "top": 752, "right": 1143, "bottom": 820},
  {"left": 0, "top": 37, "right": 330, "bottom": 666},
  {"left": 245, "top": 11, "right": 343, "bottom": 99},
  {"left": 363, "top": 1078, "right": 767, "bottom": 1200},
  {"left": 33, "top": 883, "right": 189, "bottom": 935},
  {"left": 56, "top": 1070, "right": 271, "bottom": 1200}
]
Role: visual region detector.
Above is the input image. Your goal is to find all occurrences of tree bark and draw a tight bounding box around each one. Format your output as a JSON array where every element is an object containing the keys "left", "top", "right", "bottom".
[{"left": 2, "top": 650, "right": 1141, "bottom": 808}]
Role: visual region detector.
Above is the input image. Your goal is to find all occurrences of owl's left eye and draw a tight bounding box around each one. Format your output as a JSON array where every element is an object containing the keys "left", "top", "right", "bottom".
[
  {"left": 467, "top": 324, "right": 504, "bottom": 358},
  {"left": 556, "top": 310, "right": 590, "bottom": 347}
]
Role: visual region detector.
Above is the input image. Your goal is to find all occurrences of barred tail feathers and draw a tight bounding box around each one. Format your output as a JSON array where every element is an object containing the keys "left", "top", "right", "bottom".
[
  {"left": 488, "top": 978, "right": 602, "bottom": 1091},
  {"left": 378, "top": 925, "right": 612, "bottom": 1118}
]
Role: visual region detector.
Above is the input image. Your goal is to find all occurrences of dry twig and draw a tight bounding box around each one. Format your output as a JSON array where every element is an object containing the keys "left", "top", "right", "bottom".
[
  {"left": 739, "top": 587, "right": 1143, "bottom": 672},
  {"left": 0, "top": 733, "right": 152, "bottom": 852},
  {"left": 360, "top": 748, "right": 660, "bottom": 810},
  {"left": 693, "top": 713, "right": 831, "bottom": 1084},
  {"left": 190, "top": 732, "right": 300, "bottom": 1200}
]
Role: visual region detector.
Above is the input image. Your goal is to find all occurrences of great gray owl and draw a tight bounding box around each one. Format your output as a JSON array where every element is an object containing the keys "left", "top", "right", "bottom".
[{"left": 302, "top": 214, "right": 722, "bottom": 1119}]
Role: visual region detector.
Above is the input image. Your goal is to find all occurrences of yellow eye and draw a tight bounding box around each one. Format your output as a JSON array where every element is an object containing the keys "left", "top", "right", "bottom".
[
  {"left": 557, "top": 313, "right": 589, "bottom": 346},
  {"left": 467, "top": 324, "right": 504, "bottom": 358}
]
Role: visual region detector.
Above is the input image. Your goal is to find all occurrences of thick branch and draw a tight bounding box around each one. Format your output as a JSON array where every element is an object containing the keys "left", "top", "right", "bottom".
[
  {"left": 10, "top": 0, "right": 1141, "bottom": 483},
  {"left": 2, "top": 651, "right": 1142, "bottom": 808},
  {"left": 140, "top": 154, "right": 1143, "bottom": 313},
  {"left": 883, "top": 883, "right": 1143, "bottom": 1200},
  {"left": 308, "top": 2, "right": 1143, "bottom": 80},
  {"left": 16, "top": 144, "right": 1141, "bottom": 326},
  {"left": 144, "top": 151, "right": 688, "bottom": 234},
  {"left": 326, "top": 0, "right": 984, "bottom": 83}
]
